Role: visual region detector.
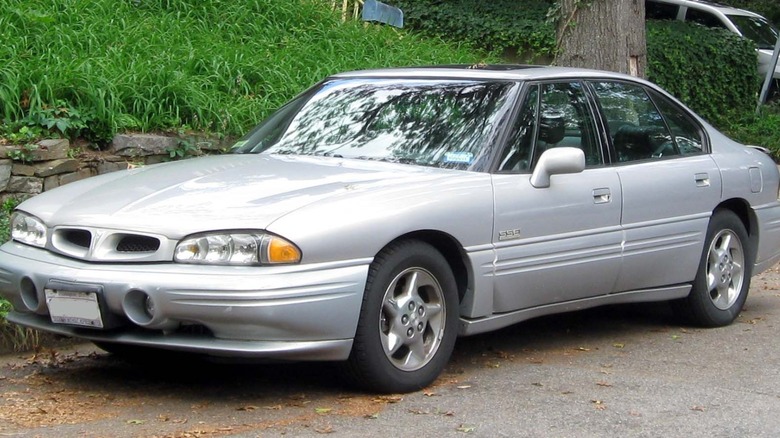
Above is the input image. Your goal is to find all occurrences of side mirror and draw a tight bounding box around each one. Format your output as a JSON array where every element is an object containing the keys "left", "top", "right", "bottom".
[{"left": 530, "top": 147, "right": 586, "bottom": 188}]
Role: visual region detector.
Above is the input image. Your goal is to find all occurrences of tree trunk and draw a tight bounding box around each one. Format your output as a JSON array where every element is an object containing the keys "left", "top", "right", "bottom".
[{"left": 554, "top": 0, "right": 646, "bottom": 78}]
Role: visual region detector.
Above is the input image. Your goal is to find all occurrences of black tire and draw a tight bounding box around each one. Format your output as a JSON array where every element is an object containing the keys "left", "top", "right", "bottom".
[
  {"left": 345, "top": 240, "right": 459, "bottom": 393},
  {"left": 674, "top": 210, "right": 753, "bottom": 327}
]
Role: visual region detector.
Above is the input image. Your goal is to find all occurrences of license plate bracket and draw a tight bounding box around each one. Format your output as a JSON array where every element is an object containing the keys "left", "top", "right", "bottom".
[{"left": 44, "top": 280, "right": 105, "bottom": 329}]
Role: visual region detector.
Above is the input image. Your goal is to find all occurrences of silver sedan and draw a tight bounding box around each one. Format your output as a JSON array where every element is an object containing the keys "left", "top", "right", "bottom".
[{"left": 2, "top": 66, "right": 780, "bottom": 393}]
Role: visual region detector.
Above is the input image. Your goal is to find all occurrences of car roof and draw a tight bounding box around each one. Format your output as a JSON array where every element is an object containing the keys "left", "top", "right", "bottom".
[
  {"left": 649, "top": 0, "right": 763, "bottom": 18},
  {"left": 331, "top": 64, "right": 651, "bottom": 84}
]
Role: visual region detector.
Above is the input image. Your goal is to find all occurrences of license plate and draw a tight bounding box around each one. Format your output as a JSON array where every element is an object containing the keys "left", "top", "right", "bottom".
[{"left": 45, "top": 289, "right": 104, "bottom": 328}]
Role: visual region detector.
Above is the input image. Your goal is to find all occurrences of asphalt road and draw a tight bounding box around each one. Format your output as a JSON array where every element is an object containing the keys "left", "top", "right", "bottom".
[{"left": 1, "top": 266, "right": 779, "bottom": 437}]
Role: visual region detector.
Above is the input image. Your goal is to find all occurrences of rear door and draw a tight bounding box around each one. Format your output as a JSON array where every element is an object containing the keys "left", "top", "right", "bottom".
[{"left": 588, "top": 80, "right": 721, "bottom": 292}]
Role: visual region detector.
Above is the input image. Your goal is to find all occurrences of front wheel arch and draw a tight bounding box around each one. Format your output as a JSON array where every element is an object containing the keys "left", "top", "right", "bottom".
[{"left": 344, "top": 239, "right": 460, "bottom": 393}]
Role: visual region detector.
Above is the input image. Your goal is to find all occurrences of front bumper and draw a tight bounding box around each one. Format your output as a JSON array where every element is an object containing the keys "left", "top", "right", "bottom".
[{"left": 0, "top": 242, "right": 370, "bottom": 361}]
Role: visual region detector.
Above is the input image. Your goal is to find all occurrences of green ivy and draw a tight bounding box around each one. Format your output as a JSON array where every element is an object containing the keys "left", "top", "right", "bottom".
[
  {"left": 388, "top": 0, "right": 556, "bottom": 59},
  {"left": 646, "top": 20, "right": 758, "bottom": 128}
]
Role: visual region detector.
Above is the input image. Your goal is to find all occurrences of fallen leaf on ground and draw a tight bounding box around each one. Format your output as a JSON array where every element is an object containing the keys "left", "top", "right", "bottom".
[{"left": 456, "top": 424, "right": 476, "bottom": 433}]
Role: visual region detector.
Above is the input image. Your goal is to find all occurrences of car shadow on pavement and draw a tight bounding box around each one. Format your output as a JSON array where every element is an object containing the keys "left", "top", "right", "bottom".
[{"left": 8, "top": 301, "right": 680, "bottom": 398}]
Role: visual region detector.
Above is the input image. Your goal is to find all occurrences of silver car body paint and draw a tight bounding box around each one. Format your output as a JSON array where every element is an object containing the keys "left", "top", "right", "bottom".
[{"left": 1, "top": 66, "right": 780, "bottom": 359}]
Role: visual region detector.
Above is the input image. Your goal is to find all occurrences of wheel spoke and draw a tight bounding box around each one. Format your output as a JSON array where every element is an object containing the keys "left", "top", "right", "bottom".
[
  {"left": 425, "top": 302, "right": 443, "bottom": 319},
  {"left": 383, "top": 298, "right": 399, "bottom": 318},
  {"left": 404, "top": 334, "right": 427, "bottom": 369},
  {"left": 719, "top": 233, "right": 732, "bottom": 253},
  {"left": 400, "top": 271, "right": 420, "bottom": 301},
  {"left": 706, "top": 271, "right": 718, "bottom": 292},
  {"left": 382, "top": 330, "right": 404, "bottom": 356}
]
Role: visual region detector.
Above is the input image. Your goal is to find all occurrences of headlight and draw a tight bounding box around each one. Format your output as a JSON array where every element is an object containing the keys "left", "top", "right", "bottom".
[
  {"left": 10, "top": 211, "right": 47, "bottom": 248},
  {"left": 174, "top": 232, "right": 301, "bottom": 265}
]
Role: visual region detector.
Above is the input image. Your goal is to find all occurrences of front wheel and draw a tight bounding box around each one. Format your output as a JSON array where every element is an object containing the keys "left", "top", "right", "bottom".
[
  {"left": 674, "top": 210, "right": 753, "bottom": 327},
  {"left": 345, "top": 240, "right": 459, "bottom": 393}
]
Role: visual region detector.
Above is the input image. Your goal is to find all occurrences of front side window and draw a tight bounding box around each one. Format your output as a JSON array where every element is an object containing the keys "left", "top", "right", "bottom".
[
  {"left": 591, "top": 81, "right": 681, "bottom": 162},
  {"left": 686, "top": 8, "right": 728, "bottom": 29},
  {"left": 497, "top": 86, "right": 538, "bottom": 172},
  {"left": 233, "top": 78, "right": 516, "bottom": 171},
  {"left": 728, "top": 14, "right": 779, "bottom": 50},
  {"left": 498, "top": 82, "right": 601, "bottom": 172},
  {"left": 535, "top": 82, "right": 601, "bottom": 166}
]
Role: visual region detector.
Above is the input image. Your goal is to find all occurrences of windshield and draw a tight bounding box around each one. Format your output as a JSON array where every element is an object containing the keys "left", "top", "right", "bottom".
[
  {"left": 727, "top": 14, "right": 779, "bottom": 50},
  {"left": 232, "top": 78, "right": 516, "bottom": 170}
]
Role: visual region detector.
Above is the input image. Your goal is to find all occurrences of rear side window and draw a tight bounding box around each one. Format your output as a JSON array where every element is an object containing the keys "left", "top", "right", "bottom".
[
  {"left": 646, "top": 1, "right": 679, "bottom": 20},
  {"left": 591, "top": 81, "right": 681, "bottom": 162},
  {"left": 686, "top": 8, "right": 728, "bottom": 29},
  {"left": 649, "top": 90, "right": 704, "bottom": 155}
]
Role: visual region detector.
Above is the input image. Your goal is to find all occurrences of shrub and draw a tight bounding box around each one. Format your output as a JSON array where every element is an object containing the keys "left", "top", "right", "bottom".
[
  {"left": 388, "top": 0, "right": 556, "bottom": 59},
  {"left": 646, "top": 20, "right": 758, "bottom": 128},
  {"left": 0, "top": 0, "right": 489, "bottom": 146},
  {"left": 725, "top": 103, "right": 780, "bottom": 158}
]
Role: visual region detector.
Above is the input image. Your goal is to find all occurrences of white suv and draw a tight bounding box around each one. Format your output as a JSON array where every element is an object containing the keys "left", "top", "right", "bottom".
[{"left": 646, "top": 0, "right": 779, "bottom": 89}]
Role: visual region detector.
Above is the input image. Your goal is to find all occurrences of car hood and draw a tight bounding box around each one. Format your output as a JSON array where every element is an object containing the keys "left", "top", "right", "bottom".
[{"left": 20, "top": 154, "right": 463, "bottom": 238}]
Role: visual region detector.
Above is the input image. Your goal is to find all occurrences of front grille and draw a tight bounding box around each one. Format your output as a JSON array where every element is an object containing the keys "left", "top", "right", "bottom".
[
  {"left": 51, "top": 227, "right": 170, "bottom": 262},
  {"left": 63, "top": 229, "right": 92, "bottom": 248},
  {"left": 116, "top": 235, "right": 161, "bottom": 253}
]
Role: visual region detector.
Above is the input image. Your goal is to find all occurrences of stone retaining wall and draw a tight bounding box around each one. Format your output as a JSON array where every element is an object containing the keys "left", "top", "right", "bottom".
[{"left": 0, "top": 134, "right": 230, "bottom": 202}]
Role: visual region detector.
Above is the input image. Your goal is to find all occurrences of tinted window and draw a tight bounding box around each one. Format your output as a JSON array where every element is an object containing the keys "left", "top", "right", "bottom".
[
  {"left": 646, "top": 1, "right": 679, "bottom": 20},
  {"left": 234, "top": 79, "right": 515, "bottom": 170},
  {"left": 498, "top": 86, "right": 538, "bottom": 172},
  {"left": 686, "top": 8, "right": 728, "bottom": 29},
  {"left": 728, "top": 14, "right": 779, "bottom": 50},
  {"left": 591, "top": 81, "right": 680, "bottom": 162},
  {"left": 534, "top": 82, "right": 601, "bottom": 167},
  {"left": 649, "top": 90, "right": 704, "bottom": 155}
]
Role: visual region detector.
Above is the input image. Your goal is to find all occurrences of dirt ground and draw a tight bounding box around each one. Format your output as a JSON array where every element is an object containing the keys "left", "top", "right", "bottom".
[{"left": 1, "top": 265, "right": 779, "bottom": 437}]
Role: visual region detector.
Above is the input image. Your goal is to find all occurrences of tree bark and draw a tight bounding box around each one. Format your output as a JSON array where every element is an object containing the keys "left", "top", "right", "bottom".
[{"left": 554, "top": 0, "right": 646, "bottom": 78}]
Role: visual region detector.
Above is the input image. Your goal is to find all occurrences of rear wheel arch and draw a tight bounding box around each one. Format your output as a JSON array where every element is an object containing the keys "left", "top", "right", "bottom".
[{"left": 714, "top": 198, "right": 759, "bottom": 259}]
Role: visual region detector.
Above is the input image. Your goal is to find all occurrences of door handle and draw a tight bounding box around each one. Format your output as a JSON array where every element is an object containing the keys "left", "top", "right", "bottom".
[
  {"left": 695, "top": 173, "right": 710, "bottom": 188},
  {"left": 593, "top": 188, "right": 611, "bottom": 204}
]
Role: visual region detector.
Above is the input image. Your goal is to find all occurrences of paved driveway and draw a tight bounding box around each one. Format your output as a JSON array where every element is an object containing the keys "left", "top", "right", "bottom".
[{"left": 1, "top": 266, "right": 779, "bottom": 437}]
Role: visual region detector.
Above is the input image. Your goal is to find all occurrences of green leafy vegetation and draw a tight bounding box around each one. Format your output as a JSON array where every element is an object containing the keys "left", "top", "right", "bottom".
[
  {"left": 646, "top": 20, "right": 759, "bottom": 128},
  {"left": 389, "top": 0, "right": 556, "bottom": 59},
  {"left": 0, "top": 198, "right": 38, "bottom": 353},
  {"left": 725, "top": 103, "right": 780, "bottom": 160},
  {"left": 0, "top": 0, "right": 489, "bottom": 148}
]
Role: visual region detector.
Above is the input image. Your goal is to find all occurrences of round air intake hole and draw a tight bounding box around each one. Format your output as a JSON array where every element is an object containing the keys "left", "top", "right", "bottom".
[
  {"left": 123, "top": 289, "right": 154, "bottom": 326},
  {"left": 20, "top": 277, "right": 39, "bottom": 312}
]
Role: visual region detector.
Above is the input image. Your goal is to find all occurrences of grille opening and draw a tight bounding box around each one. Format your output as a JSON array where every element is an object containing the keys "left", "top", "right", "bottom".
[
  {"left": 176, "top": 324, "right": 214, "bottom": 336},
  {"left": 63, "top": 229, "right": 92, "bottom": 249},
  {"left": 116, "top": 235, "right": 161, "bottom": 253}
]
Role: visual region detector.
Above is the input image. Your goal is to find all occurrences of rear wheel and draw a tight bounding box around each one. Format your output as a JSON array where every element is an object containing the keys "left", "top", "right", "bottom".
[
  {"left": 345, "top": 240, "right": 458, "bottom": 393},
  {"left": 674, "top": 210, "right": 753, "bottom": 327}
]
